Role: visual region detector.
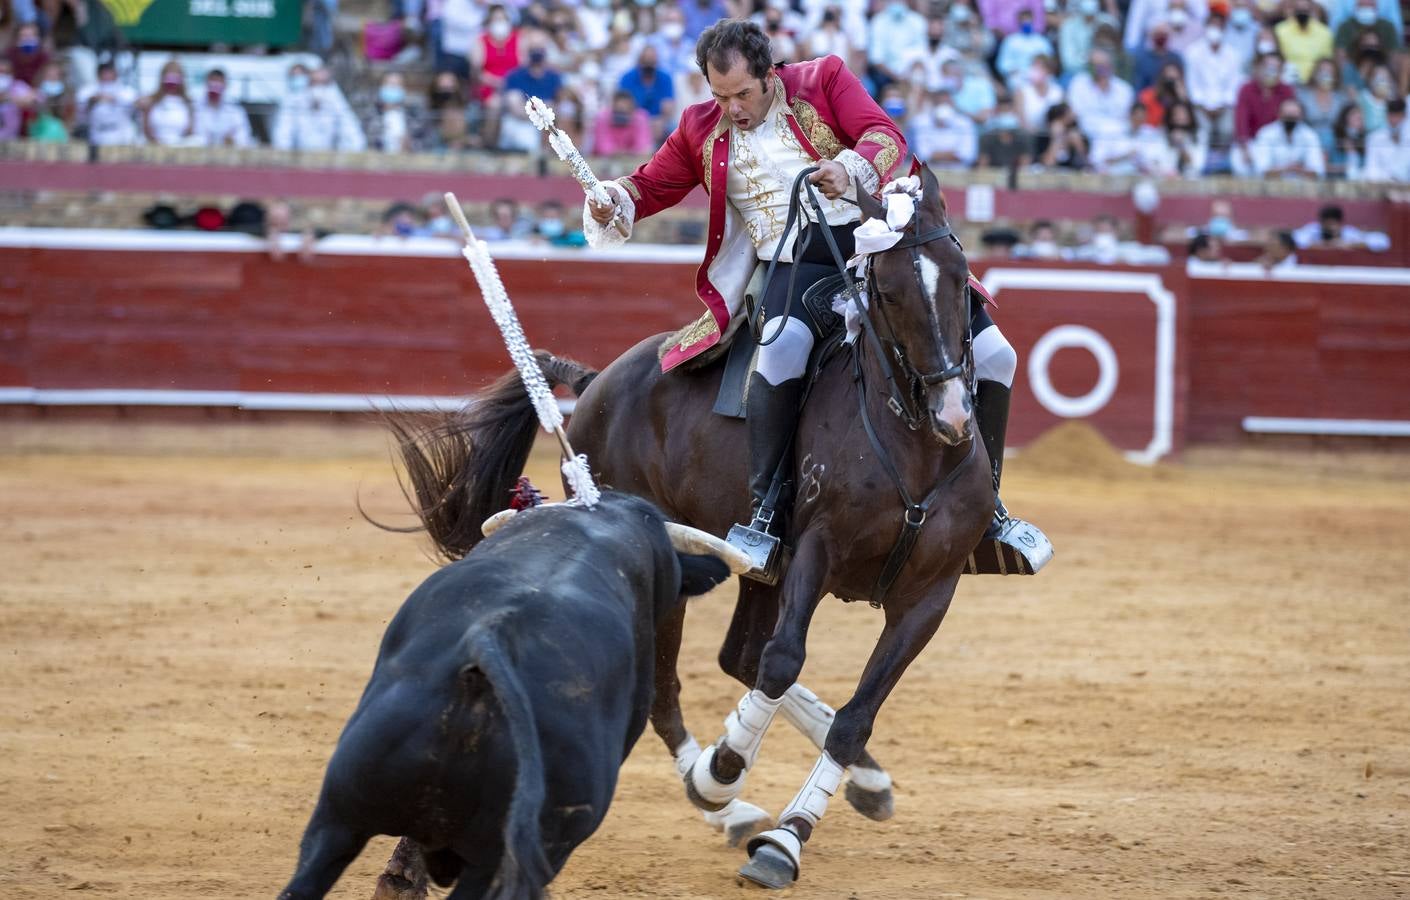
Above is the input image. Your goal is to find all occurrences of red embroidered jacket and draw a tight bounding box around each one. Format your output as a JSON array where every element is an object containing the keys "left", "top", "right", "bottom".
[{"left": 603, "top": 55, "right": 908, "bottom": 371}]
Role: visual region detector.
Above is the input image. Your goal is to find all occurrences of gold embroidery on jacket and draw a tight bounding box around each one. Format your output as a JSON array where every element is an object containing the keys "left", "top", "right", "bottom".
[
  {"left": 790, "top": 98, "right": 843, "bottom": 160},
  {"left": 858, "top": 130, "right": 900, "bottom": 180},
  {"left": 675, "top": 310, "right": 720, "bottom": 348},
  {"left": 617, "top": 176, "right": 641, "bottom": 201}
]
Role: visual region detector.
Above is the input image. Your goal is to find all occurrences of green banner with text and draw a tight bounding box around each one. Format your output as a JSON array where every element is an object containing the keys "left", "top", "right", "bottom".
[{"left": 99, "top": 0, "right": 301, "bottom": 47}]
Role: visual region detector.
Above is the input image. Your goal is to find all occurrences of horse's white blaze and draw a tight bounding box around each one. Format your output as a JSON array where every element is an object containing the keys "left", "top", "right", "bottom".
[
  {"left": 917, "top": 254, "right": 942, "bottom": 324},
  {"left": 916, "top": 254, "right": 971, "bottom": 441}
]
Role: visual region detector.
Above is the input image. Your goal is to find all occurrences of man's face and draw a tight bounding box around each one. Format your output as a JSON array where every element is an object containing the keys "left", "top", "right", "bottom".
[
  {"left": 707, "top": 54, "right": 773, "bottom": 131},
  {"left": 207, "top": 75, "right": 225, "bottom": 97},
  {"left": 1320, "top": 216, "right": 1342, "bottom": 238}
]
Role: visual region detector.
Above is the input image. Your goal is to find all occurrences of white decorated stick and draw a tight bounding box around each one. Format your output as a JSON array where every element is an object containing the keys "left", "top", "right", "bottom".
[
  {"left": 443, "top": 191, "right": 601, "bottom": 507},
  {"left": 525, "top": 96, "right": 630, "bottom": 238}
]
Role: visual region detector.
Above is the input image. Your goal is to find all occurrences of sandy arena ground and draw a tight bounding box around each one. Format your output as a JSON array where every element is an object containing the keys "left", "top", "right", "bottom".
[{"left": 1, "top": 420, "right": 1407, "bottom": 899}]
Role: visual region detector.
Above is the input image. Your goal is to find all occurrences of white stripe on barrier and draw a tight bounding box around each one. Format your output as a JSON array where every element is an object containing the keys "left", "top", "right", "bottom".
[
  {"left": 0, "top": 386, "right": 577, "bottom": 415},
  {"left": 1242, "top": 417, "right": 1410, "bottom": 437}
]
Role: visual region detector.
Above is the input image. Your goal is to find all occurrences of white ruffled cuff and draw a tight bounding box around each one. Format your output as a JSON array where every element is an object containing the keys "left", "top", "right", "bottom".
[
  {"left": 582, "top": 180, "right": 635, "bottom": 248},
  {"left": 835, "top": 148, "right": 880, "bottom": 202}
]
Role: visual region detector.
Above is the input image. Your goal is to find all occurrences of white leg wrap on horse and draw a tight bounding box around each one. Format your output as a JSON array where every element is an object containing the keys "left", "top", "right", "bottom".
[
  {"left": 723, "top": 689, "right": 784, "bottom": 768},
  {"left": 780, "top": 683, "right": 835, "bottom": 749},
  {"left": 778, "top": 752, "right": 845, "bottom": 830},
  {"left": 973, "top": 324, "right": 1017, "bottom": 387},
  {"left": 673, "top": 735, "right": 702, "bottom": 779},
  {"left": 755, "top": 317, "right": 814, "bottom": 386},
  {"left": 846, "top": 763, "right": 893, "bottom": 792}
]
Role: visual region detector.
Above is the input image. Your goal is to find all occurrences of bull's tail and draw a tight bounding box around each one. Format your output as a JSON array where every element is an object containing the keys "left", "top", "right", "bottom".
[
  {"left": 463, "top": 627, "right": 553, "bottom": 900},
  {"left": 377, "top": 351, "right": 598, "bottom": 562}
]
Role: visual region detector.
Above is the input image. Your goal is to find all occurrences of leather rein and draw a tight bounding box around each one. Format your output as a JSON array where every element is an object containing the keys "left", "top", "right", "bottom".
[{"left": 757, "top": 166, "right": 978, "bottom": 607}]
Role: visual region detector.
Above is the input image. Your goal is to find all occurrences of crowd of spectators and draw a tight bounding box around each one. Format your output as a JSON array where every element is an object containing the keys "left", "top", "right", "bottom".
[{"left": 2, "top": 0, "right": 1407, "bottom": 181}]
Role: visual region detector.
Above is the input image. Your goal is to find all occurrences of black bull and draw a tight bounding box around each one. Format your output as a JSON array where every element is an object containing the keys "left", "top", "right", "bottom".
[{"left": 278, "top": 492, "right": 731, "bottom": 900}]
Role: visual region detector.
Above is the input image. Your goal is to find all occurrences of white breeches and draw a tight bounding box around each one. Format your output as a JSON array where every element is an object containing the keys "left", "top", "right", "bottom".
[
  {"left": 973, "top": 324, "right": 1016, "bottom": 387},
  {"left": 756, "top": 317, "right": 815, "bottom": 386}
]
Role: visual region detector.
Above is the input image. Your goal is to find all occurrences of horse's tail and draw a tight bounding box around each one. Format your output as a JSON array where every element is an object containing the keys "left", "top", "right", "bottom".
[
  {"left": 460, "top": 626, "right": 553, "bottom": 900},
  {"left": 377, "top": 351, "right": 599, "bottom": 562}
]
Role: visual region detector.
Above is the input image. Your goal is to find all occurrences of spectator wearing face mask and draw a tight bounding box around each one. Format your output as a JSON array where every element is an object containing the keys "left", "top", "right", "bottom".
[
  {"left": 867, "top": 0, "right": 928, "bottom": 95},
  {"left": 1188, "top": 199, "right": 1248, "bottom": 240},
  {"left": 1330, "top": 102, "right": 1367, "bottom": 176},
  {"left": 977, "top": 95, "right": 1034, "bottom": 169},
  {"left": 996, "top": 9, "right": 1055, "bottom": 85},
  {"left": 77, "top": 61, "right": 138, "bottom": 146},
  {"left": 193, "top": 69, "right": 252, "bottom": 148},
  {"left": 480, "top": 197, "right": 533, "bottom": 241},
  {"left": 1165, "top": 99, "right": 1208, "bottom": 174},
  {"left": 140, "top": 60, "right": 196, "bottom": 146},
  {"left": 1357, "top": 63, "right": 1399, "bottom": 132},
  {"left": 1326, "top": 0, "right": 1402, "bottom": 37},
  {"left": 1068, "top": 47, "right": 1135, "bottom": 137},
  {"left": 806, "top": 7, "right": 854, "bottom": 62},
  {"left": 1296, "top": 58, "right": 1347, "bottom": 150},
  {"left": 0, "top": 58, "right": 37, "bottom": 141},
  {"left": 427, "top": 71, "right": 482, "bottom": 151},
  {"left": 380, "top": 201, "right": 423, "bottom": 239},
  {"left": 1233, "top": 51, "right": 1294, "bottom": 170},
  {"left": 473, "top": 6, "right": 521, "bottom": 104},
  {"left": 533, "top": 199, "right": 585, "bottom": 247},
  {"left": 754, "top": 1, "right": 800, "bottom": 62},
  {"left": 1334, "top": 0, "right": 1401, "bottom": 55},
  {"left": 25, "top": 60, "right": 69, "bottom": 141},
  {"left": 6, "top": 23, "right": 48, "bottom": 87},
  {"left": 619, "top": 46, "right": 674, "bottom": 138},
  {"left": 375, "top": 72, "right": 418, "bottom": 153},
  {"left": 1223, "top": 0, "right": 1263, "bottom": 67},
  {"left": 271, "top": 65, "right": 367, "bottom": 152},
  {"left": 940, "top": 57, "right": 999, "bottom": 124},
  {"left": 1016, "top": 220, "right": 1068, "bottom": 259},
  {"left": 592, "top": 89, "right": 653, "bottom": 155},
  {"left": 1090, "top": 99, "right": 1176, "bottom": 174},
  {"left": 1074, "top": 214, "right": 1126, "bottom": 264},
  {"left": 1359, "top": 97, "right": 1410, "bottom": 181},
  {"left": 505, "top": 40, "right": 562, "bottom": 107},
  {"left": 1248, "top": 96, "right": 1325, "bottom": 178},
  {"left": 1015, "top": 55, "right": 1062, "bottom": 132},
  {"left": 1292, "top": 203, "right": 1393, "bottom": 246},
  {"left": 1131, "top": 21, "right": 1185, "bottom": 93},
  {"left": 1124, "top": 0, "right": 1210, "bottom": 55},
  {"left": 1059, "top": 0, "right": 1113, "bottom": 76},
  {"left": 1275, "top": 0, "right": 1333, "bottom": 82},
  {"left": 904, "top": 17, "right": 961, "bottom": 92},
  {"left": 1184, "top": 13, "right": 1241, "bottom": 146},
  {"left": 912, "top": 91, "right": 978, "bottom": 168},
  {"left": 650, "top": 6, "right": 694, "bottom": 78}
]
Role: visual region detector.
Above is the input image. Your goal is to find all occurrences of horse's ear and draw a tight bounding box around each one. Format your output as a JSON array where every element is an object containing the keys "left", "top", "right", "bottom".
[
  {"left": 917, "top": 163, "right": 945, "bottom": 217},
  {"left": 856, "top": 185, "right": 884, "bottom": 223}
]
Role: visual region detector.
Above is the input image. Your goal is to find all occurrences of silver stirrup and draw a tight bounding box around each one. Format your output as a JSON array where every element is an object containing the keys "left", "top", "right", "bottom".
[{"left": 965, "top": 517, "right": 1053, "bottom": 576}]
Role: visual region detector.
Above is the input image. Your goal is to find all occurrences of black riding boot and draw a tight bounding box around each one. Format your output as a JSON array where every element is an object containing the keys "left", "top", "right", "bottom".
[
  {"left": 974, "top": 379, "right": 1011, "bottom": 538},
  {"left": 726, "top": 373, "right": 804, "bottom": 585}
]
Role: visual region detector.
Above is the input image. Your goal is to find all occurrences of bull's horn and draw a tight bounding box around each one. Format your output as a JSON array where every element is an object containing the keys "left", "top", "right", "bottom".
[
  {"left": 665, "top": 522, "right": 753, "bottom": 575},
  {"left": 480, "top": 508, "right": 519, "bottom": 537}
]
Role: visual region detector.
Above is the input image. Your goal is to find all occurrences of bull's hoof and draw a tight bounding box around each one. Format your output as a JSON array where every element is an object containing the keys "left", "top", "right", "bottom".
[
  {"left": 844, "top": 780, "right": 895, "bottom": 822},
  {"left": 371, "top": 839, "right": 428, "bottom": 900},
  {"left": 737, "top": 843, "right": 798, "bottom": 889}
]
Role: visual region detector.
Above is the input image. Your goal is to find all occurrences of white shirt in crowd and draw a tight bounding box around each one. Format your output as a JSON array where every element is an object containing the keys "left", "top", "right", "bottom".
[
  {"left": 1122, "top": 0, "right": 1209, "bottom": 51},
  {"left": 438, "top": 0, "right": 484, "bottom": 58},
  {"left": 1183, "top": 35, "right": 1243, "bottom": 110},
  {"left": 1090, "top": 122, "right": 1175, "bottom": 175},
  {"left": 1016, "top": 77, "right": 1063, "bottom": 131},
  {"left": 1066, "top": 72, "right": 1135, "bottom": 138},
  {"left": 77, "top": 80, "right": 138, "bottom": 146},
  {"left": 272, "top": 85, "right": 368, "bottom": 152},
  {"left": 1359, "top": 118, "right": 1410, "bottom": 182},
  {"left": 867, "top": 3, "right": 929, "bottom": 71},
  {"left": 912, "top": 105, "right": 978, "bottom": 169},
  {"left": 146, "top": 94, "right": 197, "bottom": 146},
  {"left": 1249, "top": 120, "right": 1326, "bottom": 178},
  {"left": 381, "top": 107, "right": 408, "bottom": 153},
  {"left": 903, "top": 43, "right": 962, "bottom": 93},
  {"left": 194, "top": 98, "right": 253, "bottom": 147}
]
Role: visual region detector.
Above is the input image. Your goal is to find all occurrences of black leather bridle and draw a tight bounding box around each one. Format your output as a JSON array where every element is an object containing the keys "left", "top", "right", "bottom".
[{"left": 750, "top": 166, "right": 973, "bottom": 433}]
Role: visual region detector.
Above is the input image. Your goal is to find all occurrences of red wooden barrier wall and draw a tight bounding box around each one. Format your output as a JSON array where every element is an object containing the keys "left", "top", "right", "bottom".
[{"left": 2, "top": 235, "right": 1406, "bottom": 454}]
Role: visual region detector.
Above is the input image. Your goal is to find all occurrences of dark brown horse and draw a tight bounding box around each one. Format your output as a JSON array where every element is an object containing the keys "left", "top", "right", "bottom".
[{"left": 381, "top": 165, "right": 991, "bottom": 893}]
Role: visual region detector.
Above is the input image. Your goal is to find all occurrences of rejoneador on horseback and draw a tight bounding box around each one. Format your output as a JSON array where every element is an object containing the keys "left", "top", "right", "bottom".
[{"left": 383, "top": 17, "right": 1057, "bottom": 893}]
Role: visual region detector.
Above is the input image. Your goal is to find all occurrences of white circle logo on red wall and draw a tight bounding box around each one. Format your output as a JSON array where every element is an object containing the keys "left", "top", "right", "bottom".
[{"left": 1027, "top": 325, "right": 1120, "bottom": 418}]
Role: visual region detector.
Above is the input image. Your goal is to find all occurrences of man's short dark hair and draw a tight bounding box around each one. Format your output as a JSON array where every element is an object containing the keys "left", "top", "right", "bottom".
[
  {"left": 207, "top": 68, "right": 227, "bottom": 81},
  {"left": 1188, "top": 233, "right": 1211, "bottom": 257},
  {"left": 1318, "top": 204, "right": 1344, "bottom": 221},
  {"left": 695, "top": 19, "right": 773, "bottom": 82},
  {"left": 1275, "top": 230, "right": 1296, "bottom": 251},
  {"left": 1388, "top": 98, "right": 1407, "bottom": 115}
]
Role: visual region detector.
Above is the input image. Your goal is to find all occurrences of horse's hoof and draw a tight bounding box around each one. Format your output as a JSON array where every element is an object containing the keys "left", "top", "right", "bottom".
[
  {"left": 845, "top": 779, "right": 895, "bottom": 822},
  {"left": 720, "top": 801, "right": 773, "bottom": 848},
  {"left": 371, "top": 873, "right": 427, "bottom": 900},
  {"left": 683, "top": 744, "right": 741, "bottom": 813},
  {"left": 737, "top": 843, "right": 798, "bottom": 889}
]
